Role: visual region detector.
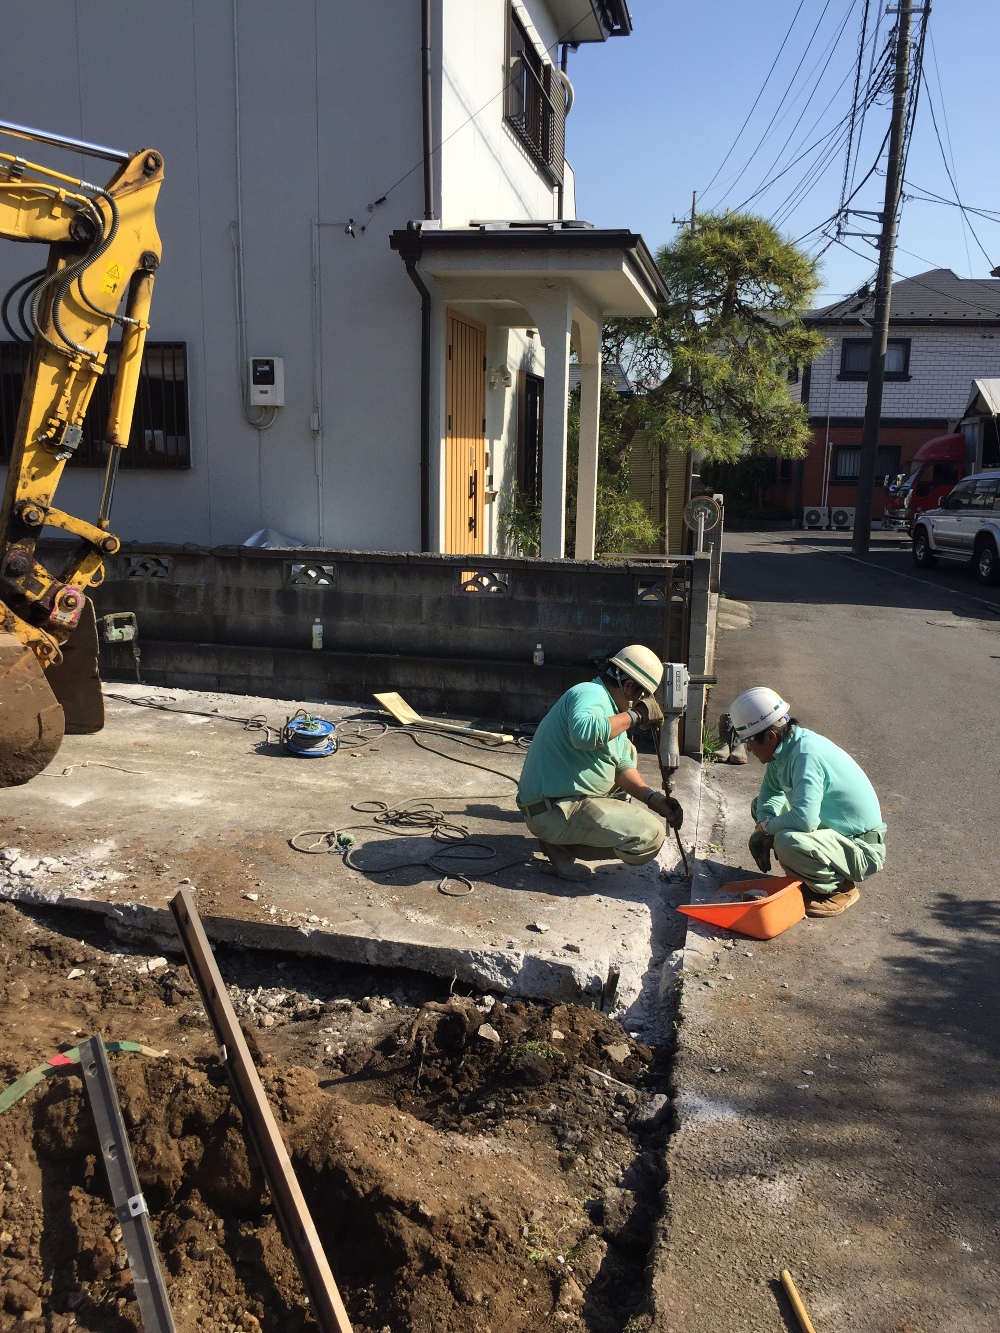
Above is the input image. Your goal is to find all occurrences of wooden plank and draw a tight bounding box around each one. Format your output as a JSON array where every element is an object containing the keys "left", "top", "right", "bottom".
[
  {"left": 373, "top": 690, "right": 513, "bottom": 743},
  {"left": 168, "top": 890, "right": 353, "bottom": 1333}
]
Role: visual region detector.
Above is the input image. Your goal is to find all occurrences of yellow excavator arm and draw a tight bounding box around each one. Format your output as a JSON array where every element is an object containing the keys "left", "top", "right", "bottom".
[{"left": 0, "top": 120, "right": 163, "bottom": 785}]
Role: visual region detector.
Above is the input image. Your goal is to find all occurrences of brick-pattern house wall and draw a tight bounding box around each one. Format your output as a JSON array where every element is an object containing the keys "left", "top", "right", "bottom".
[
  {"left": 767, "top": 424, "right": 944, "bottom": 519},
  {"left": 774, "top": 324, "right": 1000, "bottom": 518},
  {"left": 795, "top": 325, "right": 1000, "bottom": 419}
]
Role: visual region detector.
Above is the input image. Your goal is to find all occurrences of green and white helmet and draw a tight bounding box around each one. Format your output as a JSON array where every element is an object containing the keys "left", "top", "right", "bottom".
[
  {"left": 608, "top": 644, "right": 664, "bottom": 694},
  {"left": 729, "top": 686, "right": 790, "bottom": 740}
]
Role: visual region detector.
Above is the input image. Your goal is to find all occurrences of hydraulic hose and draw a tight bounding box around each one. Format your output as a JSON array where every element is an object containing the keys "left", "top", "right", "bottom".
[
  {"left": 31, "top": 186, "right": 121, "bottom": 357},
  {"left": 1, "top": 268, "right": 45, "bottom": 343}
]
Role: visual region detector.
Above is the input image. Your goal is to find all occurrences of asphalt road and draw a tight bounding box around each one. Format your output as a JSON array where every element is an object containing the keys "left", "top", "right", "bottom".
[{"left": 653, "top": 528, "right": 1000, "bottom": 1333}]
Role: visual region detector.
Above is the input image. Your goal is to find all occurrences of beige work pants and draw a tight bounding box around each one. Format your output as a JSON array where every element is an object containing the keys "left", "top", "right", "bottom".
[
  {"left": 523, "top": 794, "right": 665, "bottom": 866},
  {"left": 751, "top": 797, "right": 886, "bottom": 893}
]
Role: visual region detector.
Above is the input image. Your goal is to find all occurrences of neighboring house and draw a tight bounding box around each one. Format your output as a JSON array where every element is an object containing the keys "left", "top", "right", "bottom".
[
  {"left": 769, "top": 269, "right": 1000, "bottom": 521},
  {"left": 0, "top": 0, "right": 664, "bottom": 560}
]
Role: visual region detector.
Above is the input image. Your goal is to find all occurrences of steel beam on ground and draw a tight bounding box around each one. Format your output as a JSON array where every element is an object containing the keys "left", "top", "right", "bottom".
[
  {"left": 78, "top": 1036, "right": 176, "bottom": 1333},
  {"left": 168, "top": 888, "right": 353, "bottom": 1333}
]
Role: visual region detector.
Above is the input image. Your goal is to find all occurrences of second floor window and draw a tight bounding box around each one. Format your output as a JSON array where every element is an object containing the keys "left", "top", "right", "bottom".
[
  {"left": 505, "top": 7, "right": 565, "bottom": 185},
  {"left": 839, "top": 337, "right": 911, "bottom": 381}
]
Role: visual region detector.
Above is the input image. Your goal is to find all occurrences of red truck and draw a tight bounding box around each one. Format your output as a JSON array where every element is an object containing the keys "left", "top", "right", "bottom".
[{"left": 882, "top": 433, "right": 965, "bottom": 532}]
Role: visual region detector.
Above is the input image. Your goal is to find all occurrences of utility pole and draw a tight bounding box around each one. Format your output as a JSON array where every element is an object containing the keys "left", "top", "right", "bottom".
[{"left": 852, "top": 3, "right": 914, "bottom": 555}]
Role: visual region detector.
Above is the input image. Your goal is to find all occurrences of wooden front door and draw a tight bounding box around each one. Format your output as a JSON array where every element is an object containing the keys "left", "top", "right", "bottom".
[{"left": 445, "top": 310, "right": 487, "bottom": 554}]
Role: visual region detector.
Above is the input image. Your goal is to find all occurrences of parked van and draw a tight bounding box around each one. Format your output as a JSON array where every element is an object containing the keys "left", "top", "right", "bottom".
[
  {"left": 911, "top": 472, "right": 1000, "bottom": 585},
  {"left": 882, "top": 433, "right": 964, "bottom": 532}
]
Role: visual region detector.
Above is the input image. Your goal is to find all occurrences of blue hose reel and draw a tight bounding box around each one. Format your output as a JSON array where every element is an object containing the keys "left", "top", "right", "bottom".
[{"left": 282, "top": 711, "right": 338, "bottom": 758}]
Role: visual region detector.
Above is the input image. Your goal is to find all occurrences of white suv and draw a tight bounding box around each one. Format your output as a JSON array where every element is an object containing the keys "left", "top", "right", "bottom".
[{"left": 911, "top": 472, "right": 1000, "bottom": 585}]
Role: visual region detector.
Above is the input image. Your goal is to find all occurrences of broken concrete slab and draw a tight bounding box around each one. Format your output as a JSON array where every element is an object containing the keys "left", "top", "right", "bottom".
[{"left": 0, "top": 684, "right": 697, "bottom": 1040}]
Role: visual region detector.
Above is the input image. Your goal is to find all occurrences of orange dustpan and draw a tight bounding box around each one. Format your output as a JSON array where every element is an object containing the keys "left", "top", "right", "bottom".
[{"left": 677, "top": 876, "right": 805, "bottom": 940}]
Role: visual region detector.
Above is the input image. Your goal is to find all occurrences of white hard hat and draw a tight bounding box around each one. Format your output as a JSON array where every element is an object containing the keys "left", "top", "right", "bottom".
[
  {"left": 730, "top": 686, "right": 790, "bottom": 740},
  {"left": 608, "top": 644, "right": 664, "bottom": 694}
]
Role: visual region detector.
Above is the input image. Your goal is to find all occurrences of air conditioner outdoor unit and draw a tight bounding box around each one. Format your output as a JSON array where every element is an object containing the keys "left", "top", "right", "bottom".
[
  {"left": 831, "top": 506, "right": 856, "bottom": 530},
  {"left": 803, "top": 506, "right": 828, "bottom": 529}
]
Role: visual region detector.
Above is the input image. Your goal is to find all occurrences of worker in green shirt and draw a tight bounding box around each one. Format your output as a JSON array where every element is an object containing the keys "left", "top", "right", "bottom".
[
  {"left": 729, "top": 686, "right": 887, "bottom": 917},
  {"left": 517, "top": 645, "right": 683, "bottom": 882}
]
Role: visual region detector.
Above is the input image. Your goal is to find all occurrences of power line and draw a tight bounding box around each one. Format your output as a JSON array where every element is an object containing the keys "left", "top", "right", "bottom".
[
  {"left": 845, "top": 0, "right": 888, "bottom": 200},
  {"left": 903, "top": 182, "right": 1000, "bottom": 224},
  {"left": 837, "top": 0, "right": 872, "bottom": 217},
  {"left": 927, "top": 25, "right": 972, "bottom": 276},
  {"left": 731, "top": 3, "right": 891, "bottom": 227},
  {"left": 700, "top": 0, "right": 807, "bottom": 197},
  {"left": 829, "top": 233, "right": 1000, "bottom": 315},
  {"left": 709, "top": 0, "right": 838, "bottom": 207},
  {"left": 738, "top": 0, "right": 861, "bottom": 210},
  {"left": 921, "top": 81, "right": 995, "bottom": 269}
]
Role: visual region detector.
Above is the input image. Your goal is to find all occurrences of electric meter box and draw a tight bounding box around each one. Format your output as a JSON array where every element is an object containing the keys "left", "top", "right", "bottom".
[{"left": 249, "top": 357, "right": 284, "bottom": 407}]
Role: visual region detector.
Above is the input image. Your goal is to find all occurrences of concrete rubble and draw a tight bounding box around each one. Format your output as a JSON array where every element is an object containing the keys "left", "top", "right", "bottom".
[{"left": 0, "top": 683, "right": 699, "bottom": 1043}]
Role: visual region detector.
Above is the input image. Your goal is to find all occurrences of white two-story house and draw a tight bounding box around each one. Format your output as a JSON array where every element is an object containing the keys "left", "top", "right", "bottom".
[
  {"left": 0, "top": 0, "right": 665, "bottom": 561},
  {"left": 773, "top": 269, "right": 1000, "bottom": 521}
]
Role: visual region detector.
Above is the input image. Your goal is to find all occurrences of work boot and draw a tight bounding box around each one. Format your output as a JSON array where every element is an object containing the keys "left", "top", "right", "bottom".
[
  {"left": 536, "top": 841, "right": 594, "bottom": 882},
  {"left": 804, "top": 882, "right": 860, "bottom": 917},
  {"left": 725, "top": 714, "right": 746, "bottom": 767},
  {"left": 715, "top": 712, "right": 731, "bottom": 764}
]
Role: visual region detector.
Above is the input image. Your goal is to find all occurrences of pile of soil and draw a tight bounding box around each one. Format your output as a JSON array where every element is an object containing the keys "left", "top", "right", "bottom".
[{"left": 0, "top": 902, "right": 671, "bottom": 1333}]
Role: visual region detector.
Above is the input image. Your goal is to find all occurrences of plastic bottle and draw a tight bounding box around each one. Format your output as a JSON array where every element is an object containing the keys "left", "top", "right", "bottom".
[
  {"left": 532, "top": 643, "right": 544, "bottom": 666},
  {"left": 311, "top": 618, "right": 323, "bottom": 651}
]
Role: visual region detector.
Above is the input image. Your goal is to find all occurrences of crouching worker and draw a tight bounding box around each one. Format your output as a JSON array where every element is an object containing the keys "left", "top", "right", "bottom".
[
  {"left": 517, "top": 645, "right": 683, "bottom": 882},
  {"left": 729, "top": 687, "right": 886, "bottom": 917}
]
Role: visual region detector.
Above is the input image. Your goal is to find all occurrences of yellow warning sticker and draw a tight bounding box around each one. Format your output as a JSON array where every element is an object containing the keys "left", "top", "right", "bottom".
[{"left": 100, "top": 263, "right": 122, "bottom": 296}]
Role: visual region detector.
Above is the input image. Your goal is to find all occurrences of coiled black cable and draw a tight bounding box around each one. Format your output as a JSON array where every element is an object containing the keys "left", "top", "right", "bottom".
[{"left": 1, "top": 268, "right": 45, "bottom": 343}]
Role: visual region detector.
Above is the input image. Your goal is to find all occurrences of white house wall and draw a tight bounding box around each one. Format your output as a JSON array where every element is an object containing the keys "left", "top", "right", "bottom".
[
  {"left": 0, "top": 0, "right": 587, "bottom": 555},
  {"left": 0, "top": 0, "right": 430, "bottom": 550},
  {"left": 800, "top": 326, "right": 1000, "bottom": 421},
  {"left": 438, "top": 0, "right": 568, "bottom": 226}
]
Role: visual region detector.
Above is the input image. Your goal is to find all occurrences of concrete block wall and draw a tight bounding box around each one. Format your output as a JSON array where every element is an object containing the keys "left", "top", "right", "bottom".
[{"left": 89, "top": 544, "right": 673, "bottom": 721}]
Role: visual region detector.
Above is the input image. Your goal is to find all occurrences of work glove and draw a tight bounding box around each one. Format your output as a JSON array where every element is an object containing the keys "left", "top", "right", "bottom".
[
  {"left": 647, "top": 789, "right": 683, "bottom": 829},
  {"left": 635, "top": 695, "right": 664, "bottom": 728},
  {"left": 748, "top": 829, "right": 773, "bottom": 874}
]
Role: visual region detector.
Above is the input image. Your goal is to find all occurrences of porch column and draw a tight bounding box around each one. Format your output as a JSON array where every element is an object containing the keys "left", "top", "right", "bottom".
[
  {"left": 573, "top": 311, "right": 601, "bottom": 560},
  {"left": 532, "top": 288, "right": 574, "bottom": 559}
]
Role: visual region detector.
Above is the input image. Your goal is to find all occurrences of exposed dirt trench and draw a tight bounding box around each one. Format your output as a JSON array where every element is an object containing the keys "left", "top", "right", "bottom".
[{"left": 0, "top": 901, "right": 674, "bottom": 1333}]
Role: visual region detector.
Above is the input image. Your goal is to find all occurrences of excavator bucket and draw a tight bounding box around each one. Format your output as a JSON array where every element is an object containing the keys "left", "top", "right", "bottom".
[
  {"left": 0, "top": 631, "right": 65, "bottom": 786},
  {"left": 45, "top": 597, "right": 105, "bottom": 735}
]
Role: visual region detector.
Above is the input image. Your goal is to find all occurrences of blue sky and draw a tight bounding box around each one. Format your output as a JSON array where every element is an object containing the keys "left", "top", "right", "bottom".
[{"left": 565, "top": 0, "right": 1000, "bottom": 304}]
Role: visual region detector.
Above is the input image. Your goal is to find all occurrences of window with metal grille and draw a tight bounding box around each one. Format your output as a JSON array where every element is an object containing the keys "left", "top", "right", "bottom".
[
  {"left": 505, "top": 7, "right": 565, "bottom": 184},
  {"left": 833, "top": 444, "right": 901, "bottom": 481},
  {"left": 0, "top": 341, "right": 190, "bottom": 469},
  {"left": 516, "top": 370, "right": 544, "bottom": 504},
  {"left": 838, "top": 338, "right": 910, "bottom": 381}
]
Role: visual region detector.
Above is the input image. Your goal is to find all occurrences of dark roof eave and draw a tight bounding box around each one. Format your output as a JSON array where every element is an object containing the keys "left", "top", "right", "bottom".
[
  {"left": 599, "top": 0, "right": 633, "bottom": 36},
  {"left": 805, "top": 315, "right": 1000, "bottom": 329},
  {"left": 390, "top": 226, "right": 669, "bottom": 305}
]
